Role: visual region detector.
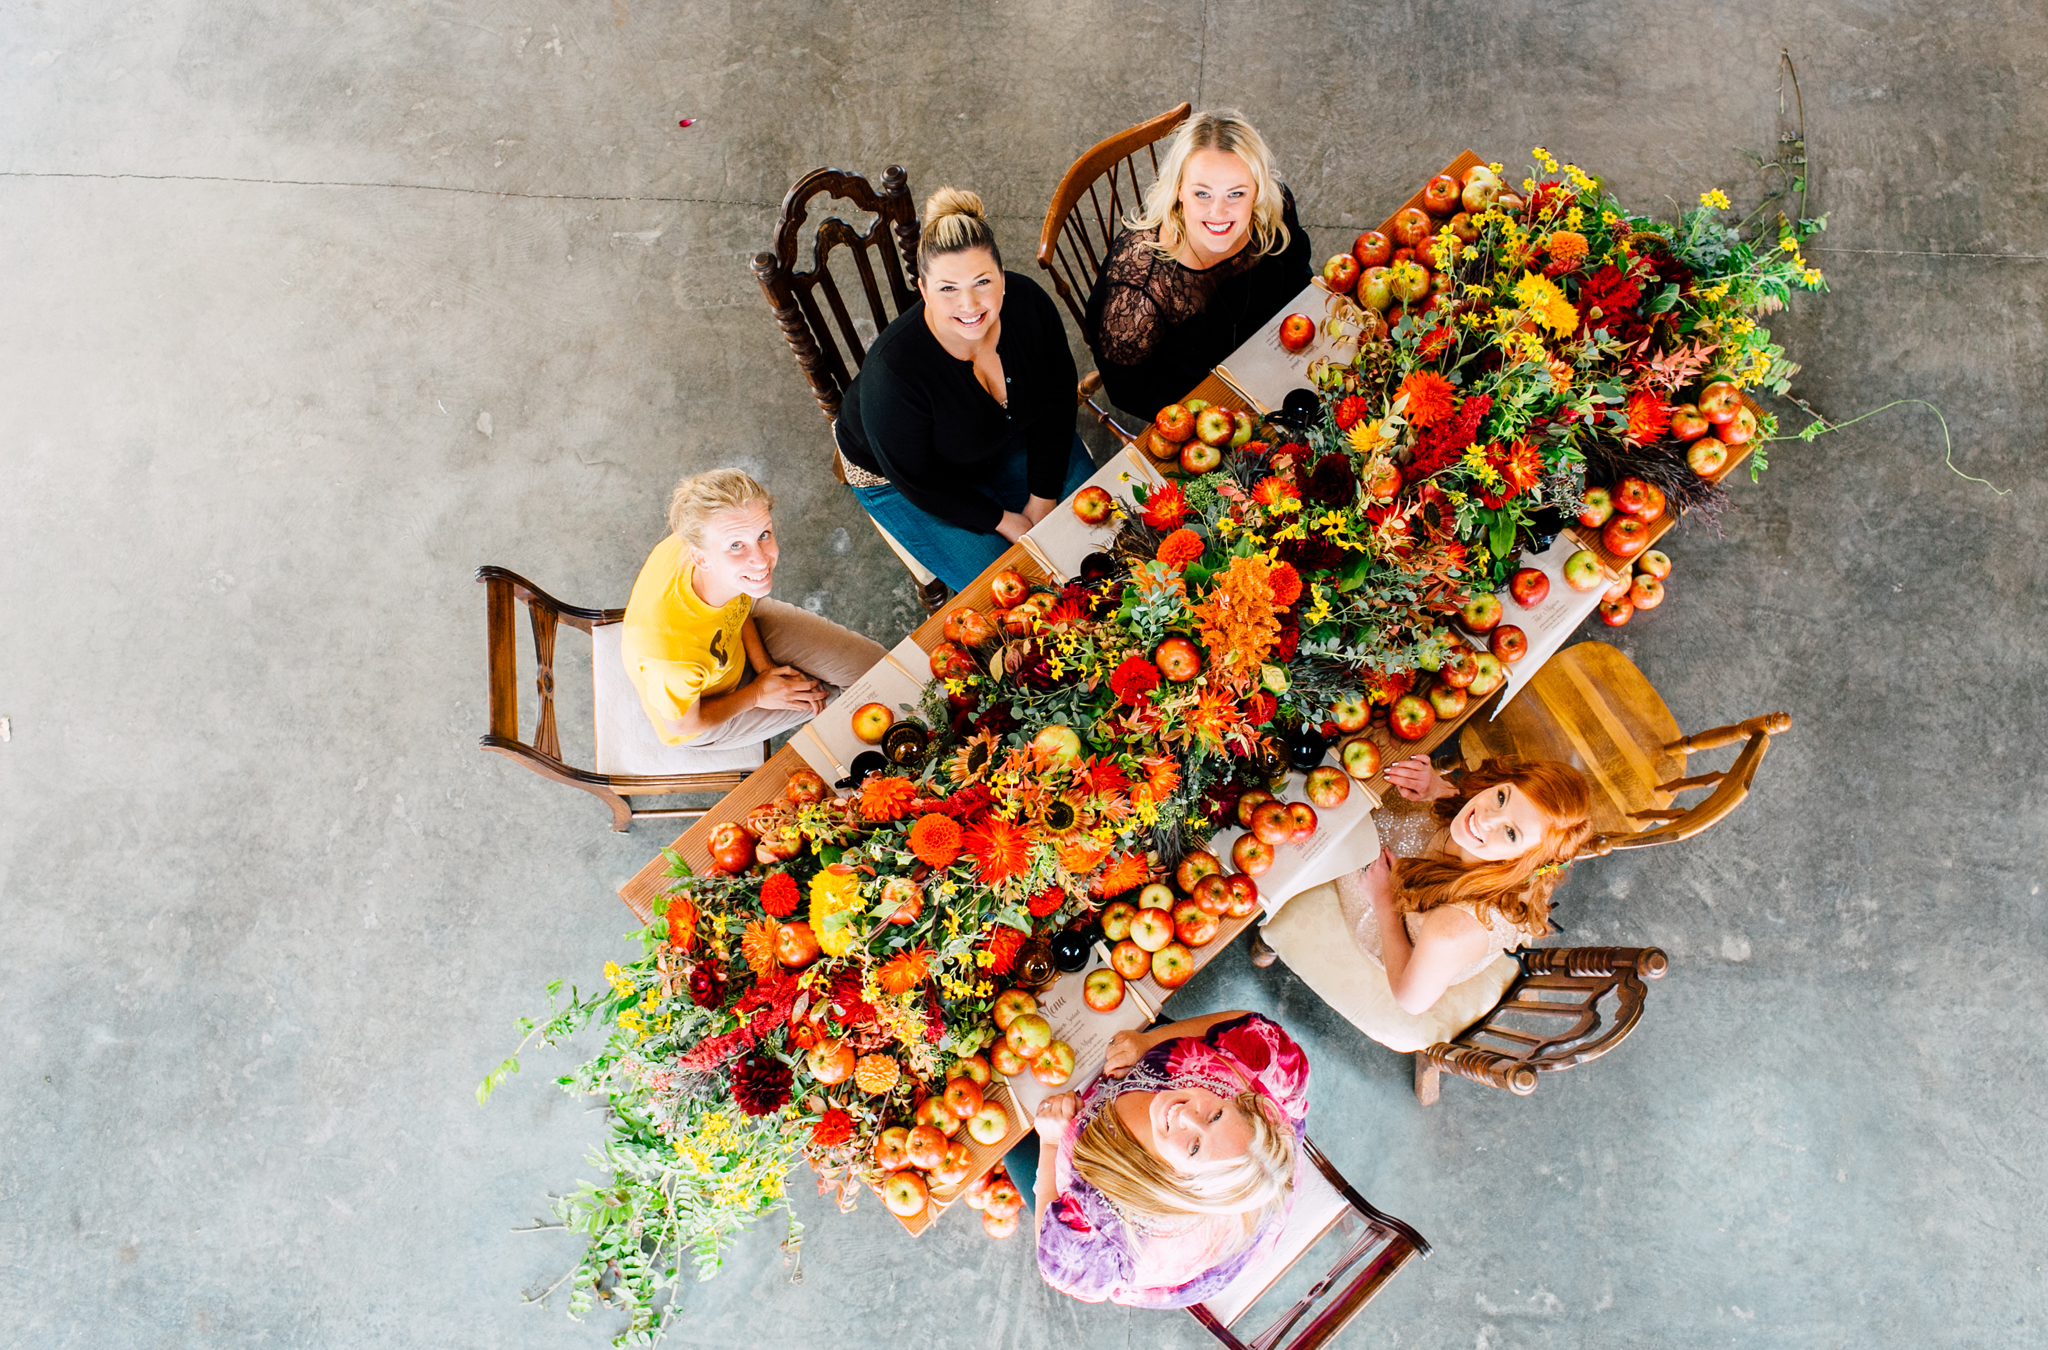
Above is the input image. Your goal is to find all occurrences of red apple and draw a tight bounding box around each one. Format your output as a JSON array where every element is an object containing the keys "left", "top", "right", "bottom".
[
  {"left": 963, "top": 1171, "right": 995, "bottom": 1210},
  {"left": 1129, "top": 907, "right": 1175, "bottom": 953},
  {"left": 932, "top": 1140, "right": 973, "bottom": 1188},
  {"left": 1612, "top": 477, "right": 1652, "bottom": 517},
  {"left": 1154, "top": 637, "right": 1203, "bottom": 682},
  {"left": 1508, "top": 568, "right": 1549, "bottom": 607},
  {"left": 1154, "top": 403, "right": 1195, "bottom": 443},
  {"left": 1421, "top": 174, "right": 1461, "bottom": 216},
  {"left": 983, "top": 1175, "right": 1023, "bottom": 1219},
  {"left": 1235, "top": 788, "right": 1276, "bottom": 828},
  {"left": 1305, "top": 765, "right": 1351, "bottom": 808},
  {"left": 1138, "top": 881, "right": 1176, "bottom": 911},
  {"left": 1629, "top": 574, "right": 1666, "bottom": 610},
  {"left": 1562, "top": 549, "right": 1605, "bottom": 592},
  {"left": 807, "top": 1039, "right": 855, "bottom": 1084},
  {"left": 881, "top": 1170, "right": 929, "bottom": 1219},
  {"left": 872, "top": 1126, "right": 910, "bottom": 1171},
  {"left": 1389, "top": 207, "right": 1433, "bottom": 247},
  {"left": 1179, "top": 439, "right": 1222, "bottom": 475},
  {"left": 1031, "top": 724, "right": 1082, "bottom": 766},
  {"left": 989, "top": 568, "right": 1029, "bottom": 607},
  {"left": 1174, "top": 849, "right": 1222, "bottom": 894},
  {"left": 1277, "top": 313, "right": 1315, "bottom": 353},
  {"left": 1032, "top": 1041, "right": 1077, "bottom": 1086},
  {"left": 1099, "top": 900, "right": 1137, "bottom": 941},
  {"left": 966, "top": 1101, "right": 1011, "bottom": 1146},
  {"left": 1364, "top": 461, "right": 1402, "bottom": 501},
  {"left": 1357, "top": 265, "right": 1393, "bottom": 311},
  {"left": 1720, "top": 405, "right": 1758, "bottom": 446},
  {"left": 905, "top": 1124, "right": 946, "bottom": 1172},
  {"left": 1636, "top": 550, "right": 1672, "bottom": 580},
  {"left": 1228, "top": 409, "right": 1256, "bottom": 449},
  {"left": 1353, "top": 229, "right": 1392, "bottom": 267},
  {"left": 1669, "top": 403, "right": 1710, "bottom": 441},
  {"left": 1637, "top": 484, "right": 1667, "bottom": 524},
  {"left": 1190, "top": 873, "right": 1230, "bottom": 917},
  {"left": 929, "top": 641, "right": 977, "bottom": 680},
  {"left": 1285, "top": 802, "right": 1319, "bottom": 844},
  {"left": 1388, "top": 259, "right": 1429, "bottom": 304},
  {"left": 981, "top": 1209, "right": 1019, "bottom": 1239},
  {"left": 1110, "top": 939, "right": 1151, "bottom": 979},
  {"left": 1460, "top": 593, "right": 1504, "bottom": 633},
  {"left": 1603, "top": 516, "right": 1651, "bottom": 559},
  {"left": 991, "top": 989, "right": 1037, "bottom": 1031},
  {"left": 1467, "top": 652, "right": 1506, "bottom": 698},
  {"left": 954, "top": 1054, "right": 991, "bottom": 1087},
  {"left": 1330, "top": 693, "right": 1369, "bottom": 734},
  {"left": 1428, "top": 682, "right": 1468, "bottom": 719},
  {"left": 707, "top": 820, "right": 757, "bottom": 876},
  {"left": 1150, "top": 943, "right": 1196, "bottom": 988},
  {"left": 1072, "top": 485, "right": 1113, "bottom": 524},
  {"left": 914, "top": 1093, "right": 958, "bottom": 1138},
  {"left": 1322, "top": 253, "right": 1361, "bottom": 294},
  {"left": 1005, "top": 1012, "right": 1053, "bottom": 1061},
  {"left": 942, "top": 1076, "right": 984, "bottom": 1120},
  {"left": 1462, "top": 174, "right": 1502, "bottom": 212},
  {"left": 1173, "top": 901, "right": 1221, "bottom": 948},
  {"left": 1598, "top": 597, "right": 1634, "bottom": 626},
  {"left": 1688, "top": 438, "right": 1731, "bottom": 476},
  {"left": 1231, "top": 833, "right": 1274, "bottom": 876},
  {"left": 1339, "top": 736, "right": 1382, "bottom": 781},
  {"left": 882, "top": 877, "right": 923, "bottom": 926},
  {"left": 991, "top": 1041, "right": 1027, "bottom": 1077},
  {"left": 1439, "top": 649, "right": 1478, "bottom": 688},
  {"left": 1389, "top": 694, "right": 1437, "bottom": 741},
  {"left": 1697, "top": 380, "right": 1741, "bottom": 425},
  {"left": 1221, "top": 872, "right": 1261, "bottom": 918},
  {"left": 1249, "top": 801, "right": 1293, "bottom": 846},
  {"left": 1577, "top": 486, "right": 1614, "bottom": 528},
  {"left": 1082, "top": 968, "right": 1126, "bottom": 1013},
  {"left": 1489, "top": 625, "right": 1528, "bottom": 663},
  {"left": 775, "top": 921, "right": 822, "bottom": 968}
]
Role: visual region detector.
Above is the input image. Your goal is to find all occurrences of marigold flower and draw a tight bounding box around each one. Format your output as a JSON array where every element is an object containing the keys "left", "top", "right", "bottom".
[
  {"left": 1394, "top": 371, "right": 1457, "bottom": 429},
  {"left": 1109, "top": 655, "right": 1161, "bottom": 707},
  {"left": 760, "top": 871, "right": 800, "bottom": 918},
  {"left": 1140, "top": 482, "right": 1188, "bottom": 530},
  {"left": 1545, "top": 229, "right": 1589, "bottom": 264},
  {"left": 1027, "top": 885, "right": 1068, "bottom": 918},
  {"left": 810, "top": 1108, "right": 854, "bottom": 1148},
  {"left": 1156, "top": 528, "right": 1206, "bottom": 570},
  {"left": 1268, "top": 562, "right": 1303, "bottom": 608},
  {"left": 859, "top": 774, "right": 919, "bottom": 822},
  {"left": 907, "top": 813, "right": 963, "bottom": 867}
]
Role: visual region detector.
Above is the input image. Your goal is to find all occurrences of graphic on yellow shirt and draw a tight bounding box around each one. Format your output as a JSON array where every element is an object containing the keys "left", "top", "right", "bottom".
[{"left": 619, "top": 534, "right": 751, "bottom": 744}]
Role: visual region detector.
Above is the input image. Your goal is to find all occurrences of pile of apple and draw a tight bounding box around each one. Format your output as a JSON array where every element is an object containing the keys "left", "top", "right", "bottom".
[
  {"left": 1288, "top": 163, "right": 1518, "bottom": 344},
  {"left": 1667, "top": 379, "right": 1755, "bottom": 477},
  {"left": 1138, "top": 398, "right": 1259, "bottom": 477},
  {"left": 873, "top": 1052, "right": 1020, "bottom": 1234},
  {"left": 704, "top": 766, "right": 831, "bottom": 875},
  {"left": 1098, "top": 846, "right": 1260, "bottom": 990},
  {"left": 990, "top": 988, "right": 1078, "bottom": 1088}
]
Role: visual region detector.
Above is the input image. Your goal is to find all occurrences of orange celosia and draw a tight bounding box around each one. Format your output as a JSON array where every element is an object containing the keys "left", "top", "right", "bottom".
[
  {"left": 859, "top": 774, "right": 919, "bottom": 822},
  {"left": 740, "top": 918, "right": 780, "bottom": 978},
  {"left": 1092, "top": 852, "right": 1149, "bottom": 897},
  {"left": 876, "top": 946, "right": 933, "bottom": 996},
  {"left": 907, "top": 813, "right": 963, "bottom": 867},
  {"left": 964, "top": 816, "right": 1033, "bottom": 885},
  {"left": 1395, "top": 371, "right": 1457, "bottom": 429},
  {"left": 1156, "top": 528, "right": 1205, "bottom": 569},
  {"left": 1188, "top": 554, "right": 1282, "bottom": 686}
]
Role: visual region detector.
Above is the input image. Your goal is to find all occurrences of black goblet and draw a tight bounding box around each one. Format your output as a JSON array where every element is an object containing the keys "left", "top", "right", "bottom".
[
  {"left": 1049, "top": 929, "right": 1091, "bottom": 973},
  {"left": 1284, "top": 723, "right": 1330, "bottom": 772}
]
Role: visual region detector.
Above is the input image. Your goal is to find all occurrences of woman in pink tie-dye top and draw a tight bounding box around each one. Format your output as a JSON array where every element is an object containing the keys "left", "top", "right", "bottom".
[{"left": 1030, "top": 1011, "right": 1310, "bottom": 1308}]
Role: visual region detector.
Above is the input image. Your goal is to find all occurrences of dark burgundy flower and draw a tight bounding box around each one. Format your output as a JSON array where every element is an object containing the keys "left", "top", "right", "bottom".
[
  {"left": 1277, "top": 538, "right": 1344, "bottom": 573},
  {"left": 729, "top": 1053, "right": 793, "bottom": 1117},
  {"left": 1307, "top": 454, "right": 1357, "bottom": 507}
]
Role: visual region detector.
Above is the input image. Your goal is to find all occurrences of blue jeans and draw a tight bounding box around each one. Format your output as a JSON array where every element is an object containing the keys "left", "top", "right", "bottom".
[
  {"left": 1003, "top": 1135, "right": 1041, "bottom": 1213},
  {"left": 850, "top": 434, "right": 1097, "bottom": 593}
]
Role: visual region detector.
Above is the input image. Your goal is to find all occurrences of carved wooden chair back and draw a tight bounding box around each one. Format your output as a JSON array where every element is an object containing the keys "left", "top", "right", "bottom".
[
  {"left": 751, "top": 166, "right": 922, "bottom": 427},
  {"left": 1037, "top": 102, "right": 1192, "bottom": 328},
  {"left": 478, "top": 566, "right": 760, "bottom": 832},
  {"left": 1457, "top": 640, "right": 1791, "bottom": 854},
  {"left": 1187, "top": 1136, "right": 1429, "bottom": 1350},
  {"left": 1414, "top": 947, "right": 1669, "bottom": 1103}
]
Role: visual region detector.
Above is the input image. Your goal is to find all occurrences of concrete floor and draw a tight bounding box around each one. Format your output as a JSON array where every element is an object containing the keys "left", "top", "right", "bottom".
[{"left": 3, "top": 2, "right": 2043, "bottom": 1346}]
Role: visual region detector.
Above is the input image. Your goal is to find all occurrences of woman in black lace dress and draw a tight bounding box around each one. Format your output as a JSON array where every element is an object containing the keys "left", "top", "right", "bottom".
[{"left": 1082, "top": 110, "right": 1312, "bottom": 422}]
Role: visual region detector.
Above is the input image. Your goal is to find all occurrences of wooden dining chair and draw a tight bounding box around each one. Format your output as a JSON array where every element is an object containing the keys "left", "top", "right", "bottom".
[
  {"left": 1458, "top": 641, "right": 1792, "bottom": 855},
  {"left": 1187, "top": 1137, "right": 1429, "bottom": 1350},
  {"left": 477, "top": 566, "right": 764, "bottom": 831},
  {"left": 1413, "top": 946, "right": 1669, "bottom": 1103},
  {"left": 1037, "top": 102, "right": 1192, "bottom": 438},
  {"left": 749, "top": 165, "right": 949, "bottom": 614}
]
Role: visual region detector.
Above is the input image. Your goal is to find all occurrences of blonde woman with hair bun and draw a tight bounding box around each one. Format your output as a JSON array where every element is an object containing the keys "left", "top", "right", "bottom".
[
  {"left": 1012, "top": 1010, "right": 1311, "bottom": 1308},
  {"left": 618, "top": 467, "right": 884, "bottom": 746},
  {"left": 835, "top": 186, "right": 1097, "bottom": 591},
  {"left": 1083, "top": 109, "right": 1312, "bottom": 420}
]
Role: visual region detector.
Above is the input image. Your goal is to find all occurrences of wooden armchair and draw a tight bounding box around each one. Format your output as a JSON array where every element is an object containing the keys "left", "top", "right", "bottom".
[
  {"left": 750, "top": 166, "right": 949, "bottom": 614},
  {"left": 1458, "top": 641, "right": 1792, "bottom": 855},
  {"left": 1037, "top": 102, "right": 1192, "bottom": 439},
  {"left": 477, "top": 567, "right": 764, "bottom": 831},
  {"left": 1188, "top": 1137, "right": 1427, "bottom": 1350},
  {"left": 1413, "top": 947, "right": 1668, "bottom": 1103}
]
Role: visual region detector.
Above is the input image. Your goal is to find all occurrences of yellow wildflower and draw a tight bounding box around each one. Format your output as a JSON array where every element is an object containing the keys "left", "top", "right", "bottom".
[
  {"left": 1779, "top": 237, "right": 1800, "bottom": 253},
  {"left": 1700, "top": 188, "right": 1731, "bottom": 211},
  {"left": 1802, "top": 268, "right": 1825, "bottom": 287},
  {"left": 1513, "top": 272, "right": 1579, "bottom": 337},
  {"left": 604, "top": 962, "right": 632, "bottom": 997}
]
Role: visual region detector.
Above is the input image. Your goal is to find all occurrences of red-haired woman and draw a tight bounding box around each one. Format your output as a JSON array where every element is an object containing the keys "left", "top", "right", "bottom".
[{"left": 1251, "top": 757, "right": 1594, "bottom": 1052}]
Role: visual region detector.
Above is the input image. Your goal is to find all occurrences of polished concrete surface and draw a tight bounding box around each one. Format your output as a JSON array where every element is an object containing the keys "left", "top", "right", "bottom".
[{"left": 3, "top": 2, "right": 2044, "bottom": 1347}]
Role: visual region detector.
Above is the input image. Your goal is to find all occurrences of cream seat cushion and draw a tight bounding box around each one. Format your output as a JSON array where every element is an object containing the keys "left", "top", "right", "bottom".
[
  {"left": 590, "top": 622, "right": 766, "bottom": 779},
  {"left": 1198, "top": 1144, "right": 1350, "bottom": 1329},
  {"left": 1260, "top": 881, "right": 1520, "bottom": 1054}
]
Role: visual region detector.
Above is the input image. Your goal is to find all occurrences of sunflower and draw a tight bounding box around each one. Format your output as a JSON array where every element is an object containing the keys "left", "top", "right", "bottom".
[
  {"left": 964, "top": 816, "right": 1034, "bottom": 885},
  {"left": 740, "top": 918, "right": 780, "bottom": 978},
  {"left": 1039, "top": 797, "right": 1080, "bottom": 834},
  {"left": 945, "top": 726, "right": 1000, "bottom": 784},
  {"left": 876, "top": 946, "right": 934, "bottom": 997}
]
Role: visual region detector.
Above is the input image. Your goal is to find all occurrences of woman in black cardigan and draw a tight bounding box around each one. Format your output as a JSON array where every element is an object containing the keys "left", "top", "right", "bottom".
[
  {"left": 1083, "top": 110, "right": 1312, "bottom": 423},
  {"left": 837, "top": 188, "right": 1094, "bottom": 592}
]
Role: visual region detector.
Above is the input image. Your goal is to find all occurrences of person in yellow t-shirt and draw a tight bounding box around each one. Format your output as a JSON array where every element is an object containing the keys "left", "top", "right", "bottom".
[{"left": 621, "top": 468, "right": 886, "bottom": 747}]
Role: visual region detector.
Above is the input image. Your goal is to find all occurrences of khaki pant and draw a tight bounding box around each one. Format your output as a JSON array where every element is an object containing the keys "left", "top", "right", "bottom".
[{"left": 688, "top": 597, "right": 887, "bottom": 748}]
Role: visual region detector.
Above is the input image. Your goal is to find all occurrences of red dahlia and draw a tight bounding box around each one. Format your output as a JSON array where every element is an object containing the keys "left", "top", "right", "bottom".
[
  {"left": 1332, "top": 395, "right": 1371, "bottom": 430},
  {"left": 729, "top": 1053, "right": 792, "bottom": 1117}
]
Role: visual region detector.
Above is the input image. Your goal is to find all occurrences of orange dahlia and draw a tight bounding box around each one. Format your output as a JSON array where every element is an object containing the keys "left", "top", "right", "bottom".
[
  {"left": 859, "top": 774, "right": 919, "bottom": 822},
  {"left": 740, "top": 918, "right": 781, "bottom": 978},
  {"left": 1058, "top": 834, "right": 1112, "bottom": 873},
  {"left": 1546, "top": 229, "right": 1589, "bottom": 265},
  {"left": 1625, "top": 390, "right": 1672, "bottom": 443},
  {"left": 907, "top": 813, "right": 963, "bottom": 867},
  {"left": 1141, "top": 481, "right": 1189, "bottom": 530},
  {"left": 981, "top": 924, "right": 1026, "bottom": 975},
  {"left": 1027, "top": 886, "right": 1068, "bottom": 918},
  {"left": 760, "top": 871, "right": 800, "bottom": 918},
  {"left": 1156, "top": 528, "right": 1205, "bottom": 569},
  {"left": 1134, "top": 755, "right": 1180, "bottom": 803},
  {"left": 1268, "top": 562, "right": 1303, "bottom": 608},
  {"left": 964, "top": 816, "right": 1033, "bottom": 885},
  {"left": 853, "top": 1054, "right": 900, "bottom": 1095},
  {"left": 1395, "top": 371, "right": 1457, "bottom": 429},
  {"left": 1251, "top": 476, "right": 1300, "bottom": 509},
  {"left": 665, "top": 894, "right": 699, "bottom": 951},
  {"left": 810, "top": 1108, "right": 854, "bottom": 1148},
  {"left": 877, "top": 946, "right": 934, "bottom": 996},
  {"left": 1092, "top": 851, "right": 1150, "bottom": 898}
]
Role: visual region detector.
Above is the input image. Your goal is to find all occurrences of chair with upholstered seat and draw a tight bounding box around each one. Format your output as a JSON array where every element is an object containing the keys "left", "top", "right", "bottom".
[
  {"left": 750, "top": 166, "right": 950, "bottom": 614},
  {"left": 1457, "top": 640, "right": 1792, "bottom": 855},
  {"left": 1187, "top": 1136, "right": 1428, "bottom": 1350},
  {"left": 1037, "top": 102, "right": 1192, "bottom": 440},
  {"left": 477, "top": 566, "right": 764, "bottom": 831}
]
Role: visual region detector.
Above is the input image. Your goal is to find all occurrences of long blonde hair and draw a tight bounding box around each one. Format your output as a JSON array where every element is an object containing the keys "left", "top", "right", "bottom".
[
  {"left": 1071, "top": 1088, "right": 1294, "bottom": 1244},
  {"left": 1129, "top": 109, "right": 1290, "bottom": 262},
  {"left": 1394, "top": 758, "right": 1594, "bottom": 938},
  {"left": 667, "top": 468, "right": 773, "bottom": 546},
  {"left": 916, "top": 186, "right": 1002, "bottom": 279}
]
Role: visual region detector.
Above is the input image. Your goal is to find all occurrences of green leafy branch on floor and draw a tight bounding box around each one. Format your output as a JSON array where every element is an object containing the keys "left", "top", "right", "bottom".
[{"left": 1767, "top": 397, "right": 2007, "bottom": 496}]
